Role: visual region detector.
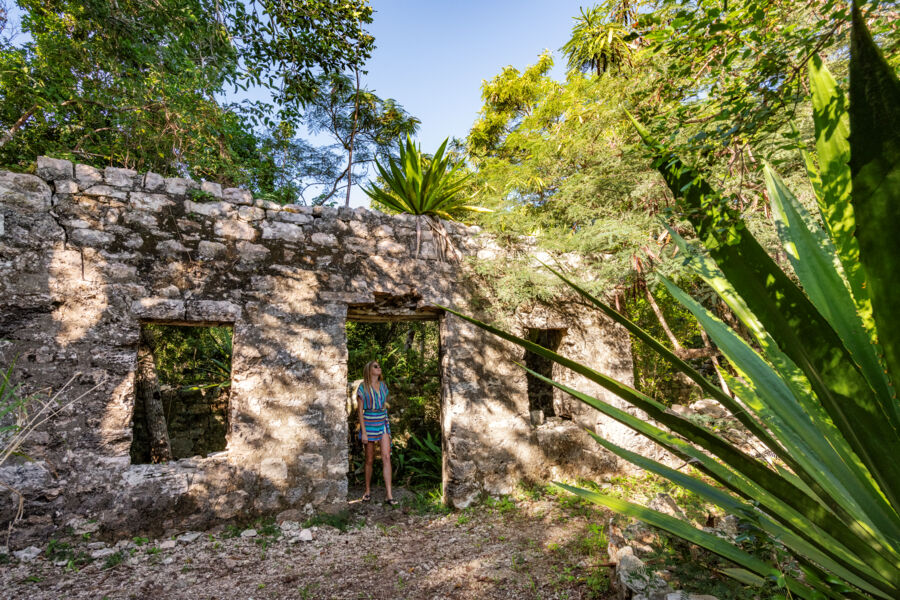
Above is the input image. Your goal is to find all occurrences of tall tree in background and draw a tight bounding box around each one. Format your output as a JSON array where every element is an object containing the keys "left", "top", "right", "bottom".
[
  {"left": 561, "top": 2, "right": 638, "bottom": 76},
  {"left": 305, "top": 72, "right": 420, "bottom": 205},
  {"left": 0, "top": 0, "right": 376, "bottom": 191}
]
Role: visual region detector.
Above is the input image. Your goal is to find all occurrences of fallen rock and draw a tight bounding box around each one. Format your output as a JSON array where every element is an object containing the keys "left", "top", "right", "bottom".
[
  {"left": 13, "top": 546, "right": 42, "bottom": 562},
  {"left": 276, "top": 509, "right": 305, "bottom": 524},
  {"left": 177, "top": 532, "right": 202, "bottom": 543},
  {"left": 159, "top": 540, "right": 177, "bottom": 550},
  {"left": 648, "top": 493, "right": 687, "bottom": 521},
  {"left": 298, "top": 529, "right": 313, "bottom": 542},
  {"left": 616, "top": 550, "right": 672, "bottom": 600},
  {"left": 689, "top": 399, "right": 729, "bottom": 419},
  {"left": 240, "top": 528, "right": 257, "bottom": 538},
  {"left": 90, "top": 548, "right": 117, "bottom": 559}
]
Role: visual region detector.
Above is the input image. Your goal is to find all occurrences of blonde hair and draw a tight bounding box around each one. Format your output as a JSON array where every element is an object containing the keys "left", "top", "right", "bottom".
[{"left": 361, "top": 360, "right": 383, "bottom": 397}]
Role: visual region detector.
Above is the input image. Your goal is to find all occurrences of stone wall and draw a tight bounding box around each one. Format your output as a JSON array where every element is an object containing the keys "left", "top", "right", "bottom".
[{"left": 0, "top": 157, "right": 643, "bottom": 544}]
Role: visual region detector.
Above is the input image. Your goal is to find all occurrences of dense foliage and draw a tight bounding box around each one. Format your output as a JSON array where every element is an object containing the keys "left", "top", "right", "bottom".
[
  {"left": 142, "top": 325, "right": 233, "bottom": 391},
  {"left": 461, "top": 0, "right": 898, "bottom": 404},
  {"left": 453, "top": 7, "right": 900, "bottom": 598},
  {"left": 0, "top": 0, "right": 415, "bottom": 204}
]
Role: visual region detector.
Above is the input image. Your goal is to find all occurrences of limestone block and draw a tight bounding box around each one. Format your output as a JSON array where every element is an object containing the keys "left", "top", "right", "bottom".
[
  {"left": 131, "top": 298, "right": 185, "bottom": 320},
  {"left": 298, "top": 453, "right": 324, "bottom": 476},
  {"left": 197, "top": 240, "right": 226, "bottom": 259},
  {"left": 261, "top": 221, "right": 304, "bottom": 243},
  {"left": 80, "top": 184, "right": 128, "bottom": 201},
  {"left": 184, "top": 199, "right": 234, "bottom": 219},
  {"left": 37, "top": 156, "right": 73, "bottom": 180},
  {"left": 75, "top": 164, "right": 103, "bottom": 187},
  {"left": 143, "top": 171, "right": 165, "bottom": 191},
  {"left": 165, "top": 177, "right": 197, "bottom": 195},
  {"left": 312, "top": 206, "right": 337, "bottom": 218},
  {"left": 156, "top": 239, "right": 191, "bottom": 257},
  {"left": 376, "top": 239, "right": 406, "bottom": 255},
  {"left": 344, "top": 236, "right": 375, "bottom": 254},
  {"left": 222, "top": 187, "right": 253, "bottom": 205},
  {"left": 372, "top": 224, "right": 394, "bottom": 238},
  {"left": 270, "top": 209, "right": 312, "bottom": 224},
  {"left": 215, "top": 219, "right": 257, "bottom": 241},
  {"left": 123, "top": 211, "right": 158, "bottom": 228},
  {"left": 0, "top": 212, "right": 4, "bottom": 236},
  {"left": 254, "top": 199, "right": 281, "bottom": 210},
  {"left": 237, "top": 206, "right": 265, "bottom": 221},
  {"left": 129, "top": 192, "right": 175, "bottom": 212},
  {"left": 237, "top": 241, "right": 270, "bottom": 264},
  {"left": 200, "top": 181, "right": 223, "bottom": 198},
  {"left": 310, "top": 232, "right": 337, "bottom": 246},
  {"left": 348, "top": 220, "right": 368, "bottom": 237},
  {"left": 69, "top": 228, "right": 114, "bottom": 248},
  {"left": 260, "top": 457, "right": 289, "bottom": 483},
  {"left": 0, "top": 171, "right": 52, "bottom": 211},
  {"left": 54, "top": 180, "right": 79, "bottom": 194},
  {"left": 104, "top": 166, "right": 138, "bottom": 188},
  {"left": 186, "top": 300, "right": 241, "bottom": 322}
]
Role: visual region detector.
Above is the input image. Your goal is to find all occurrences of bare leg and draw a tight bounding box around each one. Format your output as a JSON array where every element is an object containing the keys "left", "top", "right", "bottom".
[
  {"left": 380, "top": 434, "right": 393, "bottom": 500},
  {"left": 364, "top": 441, "right": 375, "bottom": 497}
]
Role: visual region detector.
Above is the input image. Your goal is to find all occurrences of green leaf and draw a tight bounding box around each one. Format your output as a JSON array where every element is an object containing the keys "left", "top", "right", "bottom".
[
  {"left": 808, "top": 55, "right": 870, "bottom": 332},
  {"left": 636, "top": 114, "right": 900, "bottom": 518},
  {"left": 764, "top": 165, "right": 894, "bottom": 408},
  {"left": 848, "top": 4, "right": 900, "bottom": 406},
  {"left": 554, "top": 483, "right": 821, "bottom": 600}
]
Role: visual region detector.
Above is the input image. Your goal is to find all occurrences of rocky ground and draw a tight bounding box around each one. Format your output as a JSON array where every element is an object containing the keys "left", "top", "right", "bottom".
[{"left": 0, "top": 486, "right": 621, "bottom": 600}]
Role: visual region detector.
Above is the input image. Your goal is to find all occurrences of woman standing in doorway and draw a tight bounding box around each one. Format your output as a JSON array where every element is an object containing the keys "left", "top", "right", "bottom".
[{"left": 357, "top": 360, "right": 396, "bottom": 505}]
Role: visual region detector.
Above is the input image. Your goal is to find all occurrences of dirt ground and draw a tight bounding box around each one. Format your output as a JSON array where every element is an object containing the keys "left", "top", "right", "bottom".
[{"left": 0, "top": 485, "right": 619, "bottom": 600}]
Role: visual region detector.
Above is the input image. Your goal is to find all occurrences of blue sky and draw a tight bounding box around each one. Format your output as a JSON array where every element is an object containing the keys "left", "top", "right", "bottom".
[{"left": 341, "top": 0, "right": 590, "bottom": 205}]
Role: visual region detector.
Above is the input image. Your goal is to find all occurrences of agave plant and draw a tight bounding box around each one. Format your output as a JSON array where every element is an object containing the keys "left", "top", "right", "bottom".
[
  {"left": 364, "top": 135, "right": 486, "bottom": 259},
  {"left": 445, "top": 8, "right": 900, "bottom": 599}
]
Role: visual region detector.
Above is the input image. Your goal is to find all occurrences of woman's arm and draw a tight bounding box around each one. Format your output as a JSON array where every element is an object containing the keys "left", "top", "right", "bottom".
[{"left": 357, "top": 387, "right": 367, "bottom": 443}]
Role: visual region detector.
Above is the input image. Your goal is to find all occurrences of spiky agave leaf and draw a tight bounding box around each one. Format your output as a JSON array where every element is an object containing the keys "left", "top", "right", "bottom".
[{"left": 448, "top": 9, "right": 900, "bottom": 598}]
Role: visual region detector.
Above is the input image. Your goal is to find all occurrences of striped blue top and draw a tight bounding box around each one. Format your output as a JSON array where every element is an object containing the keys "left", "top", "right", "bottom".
[{"left": 358, "top": 381, "right": 390, "bottom": 441}]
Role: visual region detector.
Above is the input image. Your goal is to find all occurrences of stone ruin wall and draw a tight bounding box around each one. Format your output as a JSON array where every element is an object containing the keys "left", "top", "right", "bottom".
[{"left": 0, "top": 156, "right": 647, "bottom": 544}]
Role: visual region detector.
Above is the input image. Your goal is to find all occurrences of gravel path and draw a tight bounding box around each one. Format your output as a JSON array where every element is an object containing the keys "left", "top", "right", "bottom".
[{"left": 0, "top": 487, "right": 616, "bottom": 600}]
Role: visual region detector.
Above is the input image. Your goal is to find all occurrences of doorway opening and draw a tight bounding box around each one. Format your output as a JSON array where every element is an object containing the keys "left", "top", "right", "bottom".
[
  {"left": 345, "top": 316, "right": 442, "bottom": 498},
  {"left": 130, "top": 323, "right": 232, "bottom": 464}
]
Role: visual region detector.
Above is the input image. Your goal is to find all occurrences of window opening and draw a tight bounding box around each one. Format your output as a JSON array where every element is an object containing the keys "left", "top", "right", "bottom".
[
  {"left": 524, "top": 328, "right": 566, "bottom": 423},
  {"left": 130, "top": 323, "right": 232, "bottom": 464}
]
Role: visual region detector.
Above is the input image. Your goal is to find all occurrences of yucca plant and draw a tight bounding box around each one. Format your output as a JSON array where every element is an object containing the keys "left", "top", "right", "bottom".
[
  {"left": 445, "top": 7, "right": 900, "bottom": 599},
  {"left": 363, "top": 135, "right": 486, "bottom": 259}
]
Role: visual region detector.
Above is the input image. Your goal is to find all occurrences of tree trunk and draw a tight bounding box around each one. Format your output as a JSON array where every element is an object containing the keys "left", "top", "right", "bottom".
[
  {"left": 700, "top": 327, "right": 732, "bottom": 397},
  {"left": 644, "top": 286, "right": 682, "bottom": 351},
  {"left": 137, "top": 332, "right": 171, "bottom": 463},
  {"left": 0, "top": 105, "right": 38, "bottom": 149},
  {"left": 345, "top": 67, "right": 361, "bottom": 207}
]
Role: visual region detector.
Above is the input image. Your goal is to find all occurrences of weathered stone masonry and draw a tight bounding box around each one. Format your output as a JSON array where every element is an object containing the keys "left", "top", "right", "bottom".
[{"left": 0, "top": 156, "right": 643, "bottom": 543}]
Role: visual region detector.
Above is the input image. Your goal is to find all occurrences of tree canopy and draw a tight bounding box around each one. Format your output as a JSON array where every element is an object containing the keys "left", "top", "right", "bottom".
[{"left": 0, "top": 0, "right": 416, "bottom": 204}]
